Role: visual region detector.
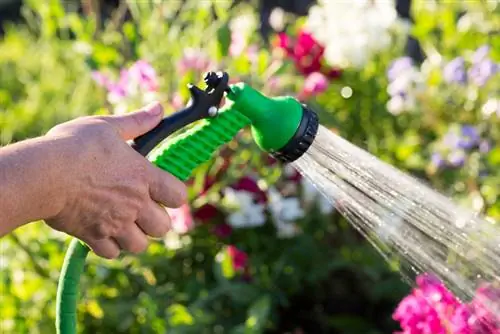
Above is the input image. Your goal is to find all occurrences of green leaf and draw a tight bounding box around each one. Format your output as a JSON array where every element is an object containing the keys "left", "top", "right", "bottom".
[
  {"left": 167, "top": 304, "right": 194, "bottom": 326},
  {"left": 488, "top": 147, "right": 500, "bottom": 165},
  {"left": 213, "top": 1, "right": 232, "bottom": 21},
  {"left": 216, "top": 23, "right": 231, "bottom": 59}
]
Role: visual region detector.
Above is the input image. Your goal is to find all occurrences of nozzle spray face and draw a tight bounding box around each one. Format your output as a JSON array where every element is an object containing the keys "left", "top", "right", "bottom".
[
  {"left": 227, "top": 83, "right": 319, "bottom": 163},
  {"left": 271, "top": 105, "right": 319, "bottom": 163}
]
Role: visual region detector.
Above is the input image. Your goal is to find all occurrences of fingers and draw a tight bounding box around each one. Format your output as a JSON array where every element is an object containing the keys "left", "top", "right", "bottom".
[
  {"left": 105, "top": 101, "right": 164, "bottom": 140},
  {"left": 114, "top": 223, "right": 149, "bottom": 254},
  {"left": 86, "top": 238, "right": 121, "bottom": 259},
  {"left": 136, "top": 201, "right": 171, "bottom": 238},
  {"left": 85, "top": 202, "right": 169, "bottom": 258},
  {"left": 148, "top": 165, "right": 188, "bottom": 208}
]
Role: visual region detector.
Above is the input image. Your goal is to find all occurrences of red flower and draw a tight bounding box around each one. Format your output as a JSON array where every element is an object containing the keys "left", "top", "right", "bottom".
[
  {"left": 287, "top": 169, "right": 302, "bottom": 183},
  {"left": 193, "top": 203, "right": 220, "bottom": 222},
  {"left": 230, "top": 176, "right": 267, "bottom": 203},
  {"left": 213, "top": 223, "right": 232, "bottom": 238},
  {"left": 266, "top": 155, "right": 279, "bottom": 166},
  {"left": 227, "top": 245, "right": 248, "bottom": 272},
  {"left": 275, "top": 30, "right": 342, "bottom": 80}
]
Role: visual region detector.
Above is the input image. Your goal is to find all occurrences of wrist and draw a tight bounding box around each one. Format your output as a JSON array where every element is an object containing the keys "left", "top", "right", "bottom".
[{"left": 0, "top": 135, "right": 72, "bottom": 230}]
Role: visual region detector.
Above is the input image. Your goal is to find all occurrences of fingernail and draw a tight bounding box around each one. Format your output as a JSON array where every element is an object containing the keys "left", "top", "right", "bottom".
[{"left": 144, "top": 101, "right": 163, "bottom": 116}]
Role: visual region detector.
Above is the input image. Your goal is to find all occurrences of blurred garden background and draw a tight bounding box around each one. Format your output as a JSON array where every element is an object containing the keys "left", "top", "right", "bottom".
[{"left": 0, "top": 0, "right": 499, "bottom": 333}]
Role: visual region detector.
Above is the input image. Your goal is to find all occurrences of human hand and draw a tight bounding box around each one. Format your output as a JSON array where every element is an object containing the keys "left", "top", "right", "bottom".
[{"left": 44, "top": 102, "right": 187, "bottom": 259}]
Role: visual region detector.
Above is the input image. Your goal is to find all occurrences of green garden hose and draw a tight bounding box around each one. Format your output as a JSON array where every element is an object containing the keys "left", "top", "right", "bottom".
[{"left": 55, "top": 72, "right": 319, "bottom": 334}]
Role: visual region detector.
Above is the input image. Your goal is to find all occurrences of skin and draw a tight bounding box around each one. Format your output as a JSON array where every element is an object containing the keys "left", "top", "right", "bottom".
[{"left": 0, "top": 102, "right": 187, "bottom": 259}]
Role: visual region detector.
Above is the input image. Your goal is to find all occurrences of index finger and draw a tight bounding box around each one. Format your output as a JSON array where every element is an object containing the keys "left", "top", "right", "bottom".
[{"left": 147, "top": 164, "right": 188, "bottom": 208}]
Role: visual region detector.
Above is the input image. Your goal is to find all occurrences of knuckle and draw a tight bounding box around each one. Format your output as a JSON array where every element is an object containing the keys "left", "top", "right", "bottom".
[
  {"left": 110, "top": 208, "right": 133, "bottom": 223},
  {"left": 175, "top": 186, "right": 188, "bottom": 204},
  {"left": 134, "top": 164, "right": 150, "bottom": 186},
  {"left": 169, "top": 187, "right": 188, "bottom": 207},
  {"left": 93, "top": 224, "right": 112, "bottom": 239},
  {"left": 150, "top": 222, "right": 169, "bottom": 238}
]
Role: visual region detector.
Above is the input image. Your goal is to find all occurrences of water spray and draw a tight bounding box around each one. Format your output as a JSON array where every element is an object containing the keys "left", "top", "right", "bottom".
[{"left": 55, "top": 71, "right": 319, "bottom": 333}]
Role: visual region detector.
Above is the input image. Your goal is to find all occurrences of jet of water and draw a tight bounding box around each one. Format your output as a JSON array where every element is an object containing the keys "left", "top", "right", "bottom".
[{"left": 293, "top": 125, "right": 500, "bottom": 325}]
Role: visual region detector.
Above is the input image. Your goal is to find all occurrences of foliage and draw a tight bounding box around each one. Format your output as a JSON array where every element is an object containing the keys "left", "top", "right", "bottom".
[{"left": 0, "top": 1, "right": 499, "bottom": 334}]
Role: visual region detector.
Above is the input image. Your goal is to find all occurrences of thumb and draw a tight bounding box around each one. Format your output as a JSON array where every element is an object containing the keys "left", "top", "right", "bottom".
[{"left": 106, "top": 102, "right": 164, "bottom": 140}]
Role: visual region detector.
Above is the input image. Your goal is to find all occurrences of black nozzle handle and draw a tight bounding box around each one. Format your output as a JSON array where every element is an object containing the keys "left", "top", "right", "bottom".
[{"left": 130, "top": 71, "right": 229, "bottom": 157}]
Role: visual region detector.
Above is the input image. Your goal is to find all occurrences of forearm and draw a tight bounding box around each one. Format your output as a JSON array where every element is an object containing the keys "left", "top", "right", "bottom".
[{"left": 0, "top": 135, "right": 70, "bottom": 236}]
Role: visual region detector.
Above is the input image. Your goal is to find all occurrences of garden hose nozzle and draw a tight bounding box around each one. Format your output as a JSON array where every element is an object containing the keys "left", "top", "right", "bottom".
[
  {"left": 226, "top": 82, "right": 319, "bottom": 163},
  {"left": 56, "top": 71, "right": 319, "bottom": 334}
]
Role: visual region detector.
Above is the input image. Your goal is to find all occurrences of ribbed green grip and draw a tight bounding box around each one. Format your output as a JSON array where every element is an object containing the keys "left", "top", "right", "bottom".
[
  {"left": 56, "top": 239, "right": 90, "bottom": 334},
  {"left": 148, "top": 108, "right": 250, "bottom": 181}
]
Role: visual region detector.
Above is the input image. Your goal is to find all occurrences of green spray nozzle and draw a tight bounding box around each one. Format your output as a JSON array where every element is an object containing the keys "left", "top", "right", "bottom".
[
  {"left": 227, "top": 82, "right": 304, "bottom": 152},
  {"left": 55, "top": 73, "right": 319, "bottom": 334},
  {"left": 226, "top": 82, "right": 319, "bottom": 162}
]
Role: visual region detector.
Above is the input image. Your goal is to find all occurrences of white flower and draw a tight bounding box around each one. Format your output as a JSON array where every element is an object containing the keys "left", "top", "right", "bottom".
[
  {"left": 142, "top": 91, "right": 158, "bottom": 105},
  {"left": 482, "top": 98, "right": 500, "bottom": 119},
  {"left": 163, "top": 231, "right": 192, "bottom": 250},
  {"left": 283, "top": 164, "right": 297, "bottom": 178},
  {"left": 268, "top": 187, "right": 304, "bottom": 238},
  {"left": 269, "top": 7, "right": 286, "bottom": 31},
  {"left": 387, "top": 68, "right": 421, "bottom": 96},
  {"left": 224, "top": 188, "right": 266, "bottom": 228},
  {"left": 386, "top": 65, "right": 423, "bottom": 115},
  {"left": 387, "top": 95, "right": 418, "bottom": 116},
  {"left": 306, "top": 0, "right": 397, "bottom": 69},
  {"left": 230, "top": 13, "right": 257, "bottom": 37},
  {"left": 274, "top": 220, "right": 300, "bottom": 239},
  {"left": 72, "top": 41, "right": 92, "bottom": 55},
  {"left": 163, "top": 231, "right": 182, "bottom": 250}
]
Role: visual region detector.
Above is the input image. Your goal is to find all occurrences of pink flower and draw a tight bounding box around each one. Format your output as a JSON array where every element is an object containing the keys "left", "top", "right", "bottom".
[
  {"left": 91, "top": 60, "right": 159, "bottom": 106},
  {"left": 91, "top": 71, "right": 113, "bottom": 89},
  {"left": 298, "top": 72, "right": 329, "bottom": 100},
  {"left": 393, "top": 273, "right": 462, "bottom": 334},
  {"left": 394, "top": 274, "right": 500, "bottom": 334},
  {"left": 450, "top": 305, "right": 473, "bottom": 334},
  {"left": 166, "top": 204, "right": 194, "bottom": 234},
  {"left": 468, "top": 283, "right": 500, "bottom": 333},
  {"left": 178, "top": 48, "right": 212, "bottom": 75},
  {"left": 229, "top": 31, "right": 247, "bottom": 57},
  {"left": 227, "top": 245, "right": 248, "bottom": 272},
  {"left": 393, "top": 293, "right": 447, "bottom": 334},
  {"left": 128, "top": 60, "right": 159, "bottom": 92},
  {"left": 171, "top": 92, "right": 185, "bottom": 110}
]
